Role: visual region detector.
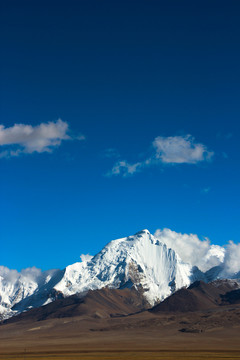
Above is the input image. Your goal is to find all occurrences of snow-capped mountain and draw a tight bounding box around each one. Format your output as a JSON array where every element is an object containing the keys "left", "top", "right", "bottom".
[
  {"left": 0, "top": 229, "right": 239, "bottom": 320},
  {"left": 54, "top": 229, "right": 204, "bottom": 304},
  {"left": 0, "top": 266, "right": 60, "bottom": 319}
]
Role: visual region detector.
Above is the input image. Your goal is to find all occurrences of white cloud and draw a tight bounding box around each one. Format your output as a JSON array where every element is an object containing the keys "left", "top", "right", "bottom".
[
  {"left": 154, "top": 228, "right": 240, "bottom": 277},
  {"left": 0, "top": 266, "right": 42, "bottom": 283},
  {"left": 80, "top": 254, "right": 93, "bottom": 263},
  {"left": 153, "top": 135, "right": 213, "bottom": 164},
  {"left": 154, "top": 228, "right": 225, "bottom": 272},
  {"left": 222, "top": 241, "right": 240, "bottom": 276},
  {"left": 102, "top": 148, "right": 120, "bottom": 159},
  {"left": 202, "top": 187, "right": 211, "bottom": 194},
  {"left": 108, "top": 135, "right": 214, "bottom": 176},
  {"left": 0, "top": 265, "right": 59, "bottom": 286},
  {"left": 75, "top": 134, "right": 86, "bottom": 141},
  {"left": 107, "top": 160, "right": 142, "bottom": 177},
  {"left": 0, "top": 119, "right": 84, "bottom": 158}
]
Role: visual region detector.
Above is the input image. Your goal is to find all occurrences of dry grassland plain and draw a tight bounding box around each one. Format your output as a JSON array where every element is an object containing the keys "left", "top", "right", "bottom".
[{"left": 1, "top": 308, "right": 240, "bottom": 360}]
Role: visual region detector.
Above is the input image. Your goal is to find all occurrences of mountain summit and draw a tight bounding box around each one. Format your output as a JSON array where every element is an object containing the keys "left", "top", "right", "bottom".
[{"left": 54, "top": 229, "right": 203, "bottom": 304}]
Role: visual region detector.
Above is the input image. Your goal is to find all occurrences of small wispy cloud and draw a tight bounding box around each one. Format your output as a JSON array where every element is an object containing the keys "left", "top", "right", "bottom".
[
  {"left": 102, "top": 148, "right": 120, "bottom": 159},
  {"left": 106, "top": 160, "right": 142, "bottom": 177},
  {"left": 216, "top": 132, "right": 233, "bottom": 140},
  {"left": 75, "top": 134, "right": 86, "bottom": 141},
  {"left": 80, "top": 254, "right": 93, "bottom": 262},
  {"left": 202, "top": 187, "right": 211, "bottom": 194},
  {"left": 0, "top": 119, "right": 84, "bottom": 158},
  {"left": 108, "top": 135, "right": 214, "bottom": 177}
]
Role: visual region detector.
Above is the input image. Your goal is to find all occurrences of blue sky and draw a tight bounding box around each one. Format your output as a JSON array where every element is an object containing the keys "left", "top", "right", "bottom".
[{"left": 0, "top": 0, "right": 239, "bottom": 271}]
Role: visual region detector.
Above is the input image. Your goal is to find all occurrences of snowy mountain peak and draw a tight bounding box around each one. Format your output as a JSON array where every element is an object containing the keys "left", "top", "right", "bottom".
[
  {"left": 54, "top": 230, "right": 201, "bottom": 305},
  {"left": 134, "top": 229, "right": 151, "bottom": 236},
  {"left": 1, "top": 228, "right": 239, "bottom": 320}
]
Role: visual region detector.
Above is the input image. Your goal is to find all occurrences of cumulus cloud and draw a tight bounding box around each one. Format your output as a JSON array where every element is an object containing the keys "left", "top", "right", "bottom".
[
  {"left": 0, "top": 266, "right": 43, "bottom": 283},
  {"left": 108, "top": 135, "right": 213, "bottom": 176},
  {"left": 0, "top": 119, "right": 84, "bottom": 158},
  {"left": 154, "top": 228, "right": 225, "bottom": 272},
  {"left": 0, "top": 266, "right": 59, "bottom": 287},
  {"left": 222, "top": 241, "right": 240, "bottom": 276},
  {"left": 153, "top": 135, "right": 213, "bottom": 164},
  {"left": 154, "top": 228, "right": 240, "bottom": 277}
]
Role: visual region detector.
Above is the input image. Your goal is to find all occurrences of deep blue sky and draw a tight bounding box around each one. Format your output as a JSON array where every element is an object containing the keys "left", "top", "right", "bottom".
[{"left": 1, "top": 1, "right": 239, "bottom": 271}]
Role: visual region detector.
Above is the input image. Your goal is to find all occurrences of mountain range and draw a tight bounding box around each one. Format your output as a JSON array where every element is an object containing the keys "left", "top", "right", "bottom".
[{"left": 1, "top": 229, "right": 239, "bottom": 321}]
